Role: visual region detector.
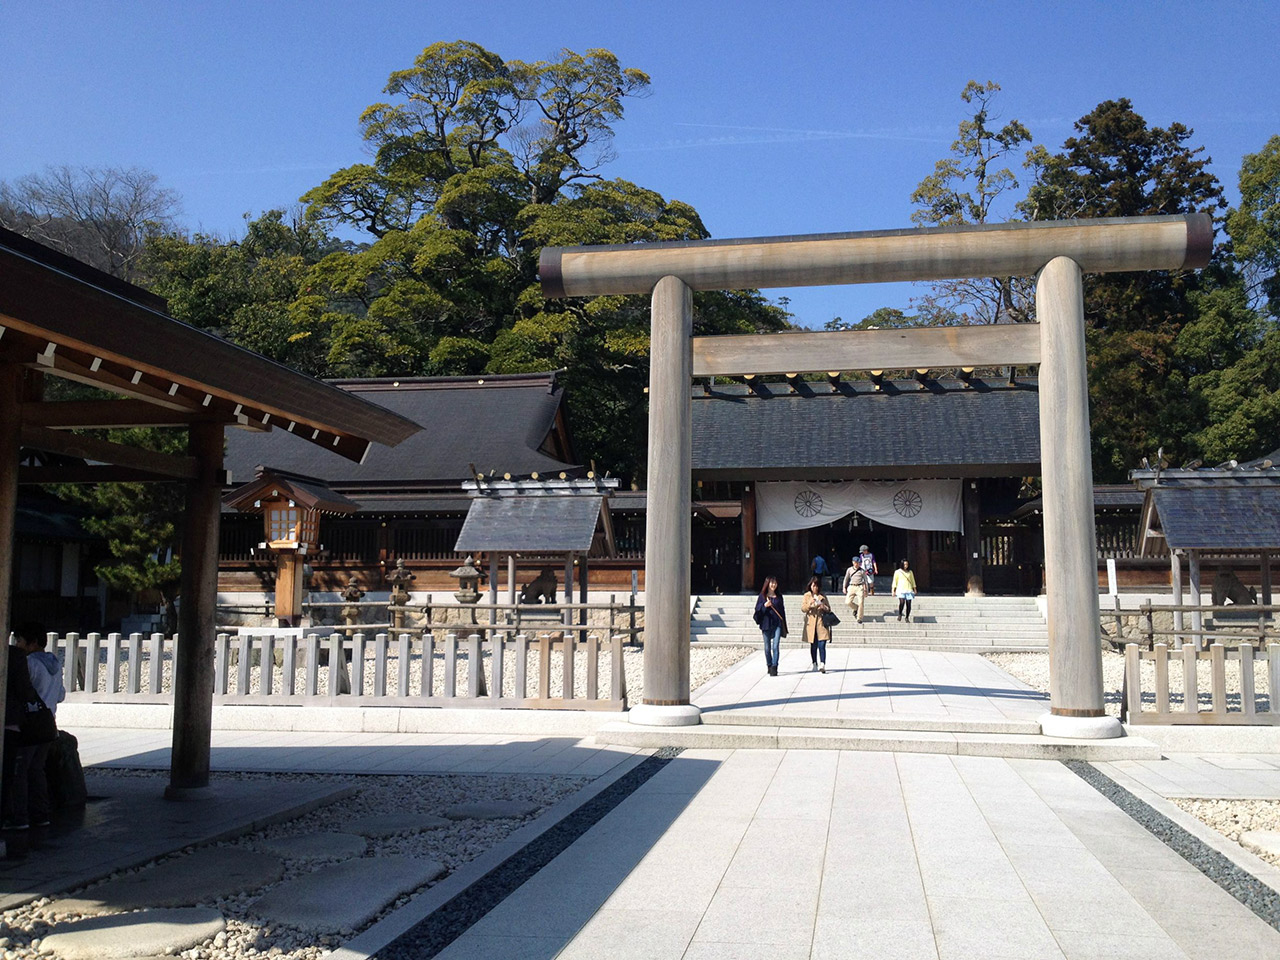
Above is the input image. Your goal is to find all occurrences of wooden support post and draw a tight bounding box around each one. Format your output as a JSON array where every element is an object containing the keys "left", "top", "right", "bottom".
[
  {"left": 488, "top": 552, "right": 498, "bottom": 641},
  {"left": 741, "top": 484, "right": 757, "bottom": 593},
  {"left": 0, "top": 365, "right": 23, "bottom": 782},
  {"left": 563, "top": 552, "right": 574, "bottom": 628},
  {"left": 507, "top": 552, "right": 517, "bottom": 641},
  {"left": 1189, "top": 551, "right": 1204, "bottom": 651},
  {"left": 1262, "top": 552, "right": 1273, "bottom": 607},
  {"left": 963, "top": 480, "right": 984, "bottom": 597},
  {"left": 1171, "top": 551, "right": 1185, "bottom": 648},
  {"left": 167, "top": 420, "right": 224, "bottom": 795},
  {"left": 579, "top": 555, "right": 588, "bottom": 628}
]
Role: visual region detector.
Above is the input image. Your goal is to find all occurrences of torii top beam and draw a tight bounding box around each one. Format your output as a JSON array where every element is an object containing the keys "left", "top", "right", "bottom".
[{"left": 539, "top": 214, "right": 1213, "bottom": 299}]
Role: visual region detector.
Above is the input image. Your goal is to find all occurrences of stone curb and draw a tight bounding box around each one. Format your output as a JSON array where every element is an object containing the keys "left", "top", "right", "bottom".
[
  {"left": 1093, "top": 760, "right": 1280, "bottom": 898},
  {"left": 325, "top": 749, "right": 652, "bottom": 960},
  {"left": 60, "top": 702, "right": 622, "bottom": 736},
  {"left": 596, "top": 721, "right": 1162, "bottom": 760}
]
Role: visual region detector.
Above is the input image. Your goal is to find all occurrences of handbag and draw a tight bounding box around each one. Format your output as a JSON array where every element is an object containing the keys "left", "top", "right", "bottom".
[
  {"left": 821, "top": 610, "right": 841, "bottom": 628},
  {"left": 21, "top": 691, "right": 57, "bottom": 745}
]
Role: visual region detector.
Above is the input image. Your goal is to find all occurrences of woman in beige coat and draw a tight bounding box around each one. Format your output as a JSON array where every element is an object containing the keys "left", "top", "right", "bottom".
[{"left": 801, "top": 576, "right": 831, "bottom": 673}]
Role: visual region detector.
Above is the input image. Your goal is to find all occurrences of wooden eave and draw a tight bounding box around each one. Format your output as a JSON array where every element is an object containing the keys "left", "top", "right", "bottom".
[
  {"left": 0, "top": 228, "right": 420, "bottom": 464},
  {"left": 224, "top": 472, "right": 358, "bottom": 516}
]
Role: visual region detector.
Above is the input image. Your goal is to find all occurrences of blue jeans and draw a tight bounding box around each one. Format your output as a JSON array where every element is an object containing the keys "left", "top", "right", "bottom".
[
  {"left": 810, "top": 639, "right": 827, "bottom": 665},
  {"left": 761, "top": 626, "right": 781, "bottom": 669}
]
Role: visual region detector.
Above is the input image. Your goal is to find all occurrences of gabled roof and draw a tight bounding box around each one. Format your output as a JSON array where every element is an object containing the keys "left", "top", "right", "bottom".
[
  {"left": 1133, "top": 462, "right": 1280, "bottom": 555},
  {"left": 1150, "top": 487, "right": 1280, "bottom": 551},
  {"left": 0, "top": 227, "right": 418, "bottom": 463},
  {"left": 223, "top": 372, "right": 577, "bottom": 491},
  {"left": 691, "top": 378, "right": 1039, "bottom": 480},
  {"left": 455, "top": 496, "right": 607, "bottom": 553},
  {"left": 224, "top": 468, "right": 358, "bottom": 515}
]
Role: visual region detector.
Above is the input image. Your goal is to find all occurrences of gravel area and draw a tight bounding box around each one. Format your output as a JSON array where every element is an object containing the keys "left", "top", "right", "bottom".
[
  {"left": 984, "top": 649, "right": 1274, "bottom": 719},
  {"left": 1173, "top": 796, "right": 1280, "bottom": 871},
  {"left": 78, "top": 643, "right": 753, "bottom": 703},
  {"left": 0, "top": 769, "right": 584, "bottom": 960}
]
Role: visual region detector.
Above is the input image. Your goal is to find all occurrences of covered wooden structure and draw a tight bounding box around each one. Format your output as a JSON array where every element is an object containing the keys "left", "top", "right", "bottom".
[
  {"left": 1134, "top": 457, "right": 1280, "bottom": 647},
  {"left": 455, "top": 478, "right": 619, "bottom": 628},
  {"left": 224, "top": 468, "right": 359, "bottom": 625},
  {"left": 0, "top": 227, "right": 418, "bottom": 793}
]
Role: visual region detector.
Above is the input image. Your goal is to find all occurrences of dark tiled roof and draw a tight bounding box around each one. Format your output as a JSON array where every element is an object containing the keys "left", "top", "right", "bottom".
[
  {"left": 692, "top": 378, "right": 1039, "bottom": 479},
  {"left": 224, "top": 373, "right": 576, "bottom": 489},
  {"left": 1154, "top": 486, "right": 1280, "bottom": 550},
  {"left": 455, "top": 496, "right": 605, "bottom": 553},
  {"left": 1093, "top": 485, "right": 1146, "bottom": 508}
]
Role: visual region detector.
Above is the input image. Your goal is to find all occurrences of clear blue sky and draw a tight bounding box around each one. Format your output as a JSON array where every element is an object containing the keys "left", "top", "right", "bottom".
[{"left": 3, "top": 0, "right": 1278, "bottom": 327}]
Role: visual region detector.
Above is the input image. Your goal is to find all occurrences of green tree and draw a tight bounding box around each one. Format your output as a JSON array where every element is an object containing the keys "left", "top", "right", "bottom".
[
  {"left": 291, "top": 42, "right": 787, "bottom": 479},
  {"left": 1225, "top": 134, "right": 1280, "bottom": 316},
  {"left": 146, "top": 209, "right": 338, "bottom": 373},
  {"left": 1021, "top": 98, "right": 1227, "bottom": 478},
  {"left": 910, "top": 81, "right": 1034, "bottom": 324},
  {"left": 51, "top": 425, "right": 187, "bottom": 631}
]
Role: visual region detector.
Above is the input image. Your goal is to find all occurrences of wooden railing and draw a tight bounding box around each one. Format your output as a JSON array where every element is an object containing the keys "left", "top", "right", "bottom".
[
  {"left": 54, "top": 630, "right": 629, "bottom": 711},
  {"left": 1106, "top": 602, "right": 1279, "bottom": 650},
  {"left": 1122, "top": 641, "right": 1280, "bottom": 725}
]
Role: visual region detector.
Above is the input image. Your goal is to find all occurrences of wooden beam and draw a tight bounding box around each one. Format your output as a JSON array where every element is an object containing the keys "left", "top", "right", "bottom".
[
  {"left": 22, "top": 399, "right": 225, "bottom": 429},
  {"left": 541, "top": 214, "right": 1213, "bottom": 298},
  {"left": 19, "top": 424, "right": 199, "bottom": 479},
  {"left": 19, "top": 465, "right": 194, "bottom": 484},
  {"left": 692, "top": 323, "right": 1042, "bottom": 378}
]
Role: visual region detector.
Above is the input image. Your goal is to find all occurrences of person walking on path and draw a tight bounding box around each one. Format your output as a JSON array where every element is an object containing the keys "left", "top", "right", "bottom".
[
  {"left": 845, "top": 564, "right": 868, "bottom": 623},
  {"left": 892, "top": 560, "right": 918, "bottom": 622},
  {"left": 857, "top": 544, "right": 879, "bottom": 595},
  {"left": 753, "top": 577, "right": 787, "bottom": 677},
  {"left": 801, "top": 577, "right": 831, "bottom": 673}
]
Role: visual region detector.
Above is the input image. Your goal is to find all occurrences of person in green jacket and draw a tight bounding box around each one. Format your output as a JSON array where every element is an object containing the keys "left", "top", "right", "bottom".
[{"left": 892, "top": 560, "right": 918, "bottom": 622}]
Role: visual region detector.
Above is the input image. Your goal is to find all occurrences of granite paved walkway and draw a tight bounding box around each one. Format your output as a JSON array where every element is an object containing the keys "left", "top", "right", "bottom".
[
  {"left": 436, "top": 749, "right": 1280, "bottom": 960},
  {"left": 694, "top": 647, "right": 1049, "bottom": 726}
]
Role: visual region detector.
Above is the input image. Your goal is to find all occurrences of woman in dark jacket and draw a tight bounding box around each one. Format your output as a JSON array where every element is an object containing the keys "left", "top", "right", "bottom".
[{"left": 753, "top": 576, "right": 787, "bottom": 676}]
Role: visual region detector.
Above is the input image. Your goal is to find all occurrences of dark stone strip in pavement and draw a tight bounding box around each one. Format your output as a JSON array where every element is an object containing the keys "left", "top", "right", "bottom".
[
  {"left": 379, "top": 747, "right": 684, "bottom": 960},
  {"left": 1065, "top": 759, "right": 1280, "bottom": 931}
]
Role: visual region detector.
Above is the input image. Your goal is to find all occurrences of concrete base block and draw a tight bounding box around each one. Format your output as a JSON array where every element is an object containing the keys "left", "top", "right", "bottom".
[
  {"left": 1039, "top": 712, "right": 1123, "bottom": 740},
  {"left": 628, "top": 703, "right": 701, "bottom": 726}
]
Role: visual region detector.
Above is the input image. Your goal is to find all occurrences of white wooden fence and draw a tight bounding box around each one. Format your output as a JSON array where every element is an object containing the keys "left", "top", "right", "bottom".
[
  {"left": 1123, "top": 641, "right": 1280, "bottom": 725},
  {"left": 54, "top": 631, "right": 628, "bottom": 711}
]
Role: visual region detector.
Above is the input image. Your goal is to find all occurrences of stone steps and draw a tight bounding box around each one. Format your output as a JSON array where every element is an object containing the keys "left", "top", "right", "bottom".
[{"left": 691, "top": 592, "right": 1048, "bottom": 653}]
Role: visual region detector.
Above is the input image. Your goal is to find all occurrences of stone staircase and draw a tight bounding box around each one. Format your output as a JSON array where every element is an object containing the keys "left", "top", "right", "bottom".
[{"left": 690, "top": 590, "right": 1048, "bottom": 652}]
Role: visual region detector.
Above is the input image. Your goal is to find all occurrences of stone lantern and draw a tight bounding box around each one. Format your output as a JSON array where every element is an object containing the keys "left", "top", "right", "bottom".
[{"left": 449, "top": 555, "right": 484, "bottom": 605}]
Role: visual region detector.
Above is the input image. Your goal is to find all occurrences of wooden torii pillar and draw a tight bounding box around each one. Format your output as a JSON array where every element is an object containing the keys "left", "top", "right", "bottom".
[{"left": 540, "top": 214, "right": 1211, "bottom": 736}]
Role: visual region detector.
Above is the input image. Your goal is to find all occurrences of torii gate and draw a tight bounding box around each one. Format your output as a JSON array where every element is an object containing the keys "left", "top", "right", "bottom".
[{"left": 540, "top": 214, "right": 1212, "bottom": 738}]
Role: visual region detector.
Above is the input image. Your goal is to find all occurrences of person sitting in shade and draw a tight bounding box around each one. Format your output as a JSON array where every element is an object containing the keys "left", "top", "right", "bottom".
[{"left": 892, "top": 560, "right": 918, "bottom": 622}]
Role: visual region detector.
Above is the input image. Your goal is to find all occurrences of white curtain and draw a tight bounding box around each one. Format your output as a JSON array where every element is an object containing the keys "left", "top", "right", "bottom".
[{"left": 756, "top": 480, "right": 962, "bottom": 533}]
